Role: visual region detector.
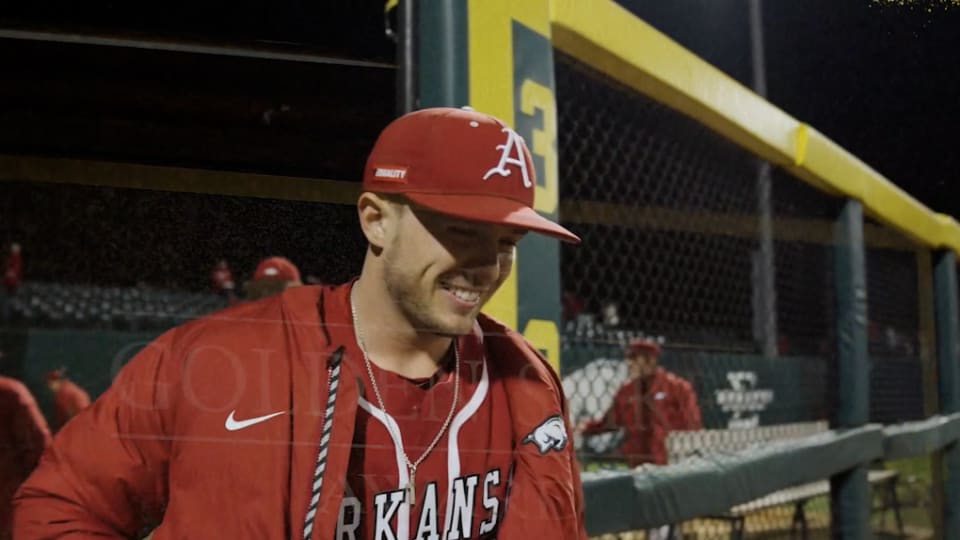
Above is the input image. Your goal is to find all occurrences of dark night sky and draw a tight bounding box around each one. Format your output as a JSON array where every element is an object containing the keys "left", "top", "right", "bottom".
[
  {"left": 5, "top": 1, "right": 956, "bottom": 215},
  {"left": 617, "top": 0, "right": 960, "bottom": 217}
]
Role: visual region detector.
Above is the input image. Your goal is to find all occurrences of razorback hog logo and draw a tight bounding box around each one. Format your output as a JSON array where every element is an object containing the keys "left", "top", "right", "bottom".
[
  {"left": 482, "top": 127, "right": 533, "bottom": 189},
  {"left": 522, "top": 414, "right": 568, "bottom": 454}
]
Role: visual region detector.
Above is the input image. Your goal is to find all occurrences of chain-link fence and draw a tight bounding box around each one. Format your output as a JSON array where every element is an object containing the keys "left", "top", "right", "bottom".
[
  {"left": 554, "top": 49, "right": 925, "bottom": 538},
  {"left": 0, "top": 179, "right": 364, "bottom": 423},
  {"left": 865, "top": 223, "right": 936, "bottom": 535},
  {"left": 557, "top": 53, "right": 758, "bottom": 356},
  {"left": 1, "top": 180, "right": 364, "bottom": 297},
  {"left": 866, "top": 224, "right": 926, "bottom": 425}
]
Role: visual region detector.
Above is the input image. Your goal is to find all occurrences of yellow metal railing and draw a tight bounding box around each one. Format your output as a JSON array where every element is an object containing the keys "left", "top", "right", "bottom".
[{"left": 549, "top": 0, "right": 960, "bottom": 254}]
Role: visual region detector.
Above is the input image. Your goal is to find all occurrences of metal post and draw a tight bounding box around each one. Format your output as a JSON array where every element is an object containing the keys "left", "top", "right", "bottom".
[
  {"left": 830, "top": 199, "right": 870, "bottom": 539},
  {"left": 934, "top": 250, "right": 960, "bottom": 539},
  {"left": 919, "top": 249, "right": 939, "bottom": 418},
  {"left": 919, "top": 248, "right": 946, "bottom": 540},
  {"left": 417, "top": 0, "right": 468, "bottom": 108},
  {"left": 395, "top": 0, "right": 417, "bottom": 115},
  {"left": 748, "top": 0, "right": 777, "bottom": 358}
]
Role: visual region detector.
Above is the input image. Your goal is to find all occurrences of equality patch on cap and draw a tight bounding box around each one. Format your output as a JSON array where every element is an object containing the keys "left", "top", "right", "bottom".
[{"left": 372, "top": 165, "right": 409, "bottom": 182}]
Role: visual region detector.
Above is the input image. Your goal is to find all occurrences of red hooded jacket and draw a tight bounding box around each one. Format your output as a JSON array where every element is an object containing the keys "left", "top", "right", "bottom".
[
  {"left": 13, "top": 283, "right": 585, "bottom": 539},
  {"left": 0, "top": 376, "right": 51, "bottom": 539},
  {"left": 582, "top": 367, "right": 701, "bottom": 466}
]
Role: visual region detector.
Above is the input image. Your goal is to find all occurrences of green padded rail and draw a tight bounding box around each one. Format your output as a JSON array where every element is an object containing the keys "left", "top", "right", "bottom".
[
  {"left": 582, "top": 425, "right": 884, "bottom": 533},
  {"left": 882, "top": 413, "right": 960, "bottom": 461}
]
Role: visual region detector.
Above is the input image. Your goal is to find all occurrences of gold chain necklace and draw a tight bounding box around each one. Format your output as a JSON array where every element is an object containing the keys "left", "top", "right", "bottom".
[{"left": 349, "top": 287, "right": 460, "bottom": 507}]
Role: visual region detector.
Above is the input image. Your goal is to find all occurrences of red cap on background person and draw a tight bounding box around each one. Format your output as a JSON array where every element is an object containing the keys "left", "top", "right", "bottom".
[
  {"left": 44, "top": 368, "right": 66, "bottom": 383},
  {"left": 362, "top": 107, "right": 580, "bottom": 244},
  {"left": 252, "top": 256, "right": 301, "bottom": 283},
  {"left": 625, "top": 338, "right": 663, "bottom": 380},
  {"left": 626, "top": 338, "right": 662, "bottom": 357},
  {"left": 245, "top": 256, "right": 303, "bottom": 301}
]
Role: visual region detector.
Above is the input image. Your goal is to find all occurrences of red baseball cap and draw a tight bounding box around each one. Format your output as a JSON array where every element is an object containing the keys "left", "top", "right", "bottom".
[
  {"left": 45, "top": 367, "right": 66, "bottom": 382},
  {"left": 363, "top": 107, "right": 580, "bottom": 244},
  {"left": 253, "top": 256, "right": 301, "bottom": 282},
  {"left": 626, "top": 338, "right": 662, "bottom": 357}
]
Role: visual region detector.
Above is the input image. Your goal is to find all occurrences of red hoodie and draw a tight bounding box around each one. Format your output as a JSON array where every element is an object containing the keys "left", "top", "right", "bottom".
[
  {"left": 582, "top": 367, "right": 701, "bottom": 466},
  {"left": 13, "top": 283, "right": 585, "bottom": 539},
  {"left": 0, "top": 376, "right": 51, "bottom": 539}
]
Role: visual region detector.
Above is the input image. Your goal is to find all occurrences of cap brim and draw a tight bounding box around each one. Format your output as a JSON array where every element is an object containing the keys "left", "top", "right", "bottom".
[{"left": 404, "top": 192, "right": 581, "bottom": 244}]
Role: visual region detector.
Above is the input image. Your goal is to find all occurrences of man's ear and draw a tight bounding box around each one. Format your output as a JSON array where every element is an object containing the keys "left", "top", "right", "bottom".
[{"left": 357, "top": 192, "right": 398, "bottom": 249}]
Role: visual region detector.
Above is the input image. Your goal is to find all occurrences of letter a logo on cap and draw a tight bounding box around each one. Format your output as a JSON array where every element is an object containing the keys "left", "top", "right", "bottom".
[{"left": 482, "top": 127, "right": 532, "bottom": 189}]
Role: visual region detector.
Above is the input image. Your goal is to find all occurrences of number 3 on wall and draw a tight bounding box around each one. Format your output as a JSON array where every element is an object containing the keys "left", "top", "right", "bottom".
[
  {"left": 520, "top": 79, "right": 558, "bottom": 215},
  {"left": 518, "top": 78, "right": 560, "bottom": 372}
]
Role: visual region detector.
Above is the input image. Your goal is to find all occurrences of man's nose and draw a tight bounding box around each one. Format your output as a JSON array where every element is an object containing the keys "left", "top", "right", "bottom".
[
  {"left": 457, "top": 241, "right": 502, "bottom": 284},
  {"left": 459, "top": 257, "right": 501, "bottom": 286}
]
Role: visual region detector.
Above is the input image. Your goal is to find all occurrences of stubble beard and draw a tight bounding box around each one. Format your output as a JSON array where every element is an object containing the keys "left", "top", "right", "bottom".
[{"left": 383, "top": 257, "right": 476, "bottom": 337}]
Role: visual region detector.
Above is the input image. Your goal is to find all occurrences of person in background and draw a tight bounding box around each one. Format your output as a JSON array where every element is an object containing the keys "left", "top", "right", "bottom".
[
  {"left": 576, "top": 338, "right": 701, "bottom": 467},
  {"left": 2, "top": 243, "right": 22, "bottom": 296},
  {"left": 45, "top": 368, "right": 91, "bottom": 432},
  {"left": 243, "top": 256, "right": 303, "bottom": 301},
  {"left": 561, "top": 290, "right": 585, "bottom": 322},
  {"left": 1, "top": 243, "right": 22, "bottom": 321},
  {"left": 0, "top": 375, "right": 50, "bottom": 540},
  {"left": 210, "top": 259, "right": 236, "bottom": 304}
]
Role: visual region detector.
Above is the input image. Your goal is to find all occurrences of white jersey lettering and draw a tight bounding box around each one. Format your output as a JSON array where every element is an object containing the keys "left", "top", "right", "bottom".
[
  {"left": 478, "top": 470, "right": 501, "bottom": 535},
  {"left": 414, "top": 482, "right": 441, "bottom": 540},
  {"left": 335, "top": 496, "right": 362, "bottom": 540},
  {"left": 446, "top": 474, "right": 480, "bottom": 539},
  {"left": 373, "top": 489, "right": 406, "bottom": 540}
]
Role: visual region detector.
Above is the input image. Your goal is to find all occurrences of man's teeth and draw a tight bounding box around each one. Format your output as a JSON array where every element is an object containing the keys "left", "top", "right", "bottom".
[{"left": 447, "top": 287, "right": 481, "bottom": 303}]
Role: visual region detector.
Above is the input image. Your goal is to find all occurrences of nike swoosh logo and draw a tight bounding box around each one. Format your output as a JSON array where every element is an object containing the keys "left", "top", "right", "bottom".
[{"left": 225, "top": 410, "right": 287, "bottom": 431}]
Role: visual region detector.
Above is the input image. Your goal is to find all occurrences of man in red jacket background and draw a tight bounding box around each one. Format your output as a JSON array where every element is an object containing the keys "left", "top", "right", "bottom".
[
  {"left": 1, "top": 243, "right": 22, "bottom": 323},
  {"left": 0, "top": 375, "right": 51, "bottom": 540},
  {"left": 2, "top": 243, "right": 21, "bottom": 296},
  {"left": 577, "top": 338, "right": 702, "bottom": 467},
  {"left": 44, "top": 369, "right": 91, "bottom": 432}
]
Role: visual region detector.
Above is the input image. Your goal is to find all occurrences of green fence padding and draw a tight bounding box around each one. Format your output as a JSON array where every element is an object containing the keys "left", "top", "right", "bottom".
[
  {"left": 582, "top": 425, "right": 884, "bottom": 533},
  {"left": 1, "top": 328, "right": 159, "bottom": 423},
  {"left": 882, "top": 413, "right": 960, "bottom": 460}
]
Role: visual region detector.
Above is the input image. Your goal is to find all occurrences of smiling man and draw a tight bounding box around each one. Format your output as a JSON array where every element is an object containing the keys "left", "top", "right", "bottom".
[{"left": 13, "top": 107, "right": 586, "bottom": 539}]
